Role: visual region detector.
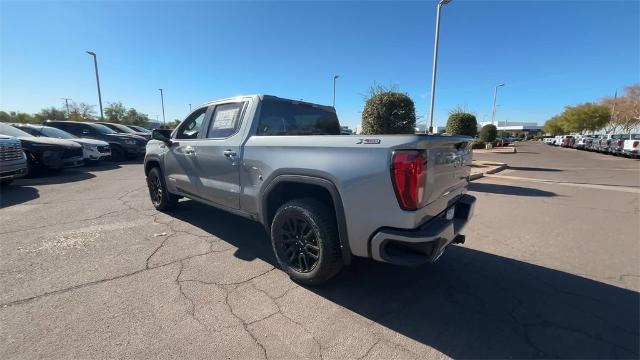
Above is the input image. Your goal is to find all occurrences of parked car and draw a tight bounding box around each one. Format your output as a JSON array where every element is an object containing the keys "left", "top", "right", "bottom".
[
  {"left": 574, "top": 135, "right": 592, "bottom": 150},
  {"left": 96, "top": 122, "right": 151, "bottom": 141},
  {"left": 622, "top": 134, "right": 640, "bottom": 158},
  {"left": 0, "top": 122, "right": 83, "bottom": 174},
  {"left": 144, "top": 95, "right": 475, "bottom": 284},
  {"left": 45, "top": 121, "right": 146, "bottom": 161},
  {"left": 0, "top": 135, "right": 28, "bottom": 185},
  {"left": 12, "top": 124, "right": 111, "bottom": 163},
  {"left": 593, "top": 135, "right": 612, "bottom": 153},
  {"left": 124, "top": 125, "right": 151, "bottom": 134},
  {"left": 553, "top": 135, "right": 563, "bottom": 146},
  {"left": 608, "top": 134, "right": 626, "bottom": 155},
  {"left": 495, "top": 138, "right": 510, "bottom": 147},
  {"left": 543, "top": 137, "right": 555, "bottom": 145},
  {"left": 561, "top": 135, "right": 575, "bottom": 148}
]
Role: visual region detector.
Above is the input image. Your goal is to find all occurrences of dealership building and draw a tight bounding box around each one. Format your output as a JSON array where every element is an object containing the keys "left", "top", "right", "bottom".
[{"left": 478, "top": 121, "right": 543, "bottom": 136}]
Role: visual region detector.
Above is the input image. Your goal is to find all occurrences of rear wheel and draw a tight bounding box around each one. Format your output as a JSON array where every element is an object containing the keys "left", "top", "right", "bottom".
[
  {"left": 147, "top": 167, "right": 178, "bottom": 211},
  {"left": 271, "top": 198, "right": 343, "bottom": 285}
]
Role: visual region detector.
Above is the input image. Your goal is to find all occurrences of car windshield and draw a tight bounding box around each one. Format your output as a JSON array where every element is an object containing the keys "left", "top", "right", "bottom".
[
  {"left": 0, "top": 123, "right": 33, "bottom": 137},
  {"left": 40, "top": 126, "right": 77, "bottom": 139},
  {"left": 104, "top": 123, "right": 136, "bottom": 133},
  {"left": 92, "top": 124, "right": 117, "bottom": 135},
  {"left": 129, "top": 125, "right": 150, "bottom": 133}
]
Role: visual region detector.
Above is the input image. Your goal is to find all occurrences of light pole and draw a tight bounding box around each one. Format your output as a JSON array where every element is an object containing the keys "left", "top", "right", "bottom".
[
  {"left": 85, "top": 51, "right": 104, "bottom": 120},
  {"left": 332, "top": 75, "right": 339, "bottom": 107},
  {"left": 159, "top": 89, "right": 166, "bottom": 127},
  {"left": 189, "top": 103, "right": 192, "bottom": 112},
  {"left": 61, "top": 98, "right": 71, "bottom": 119},
  {"left": 491, "top": 83, "right": 505, "bottom": 127},
  {"left": 426, "top": 0, "right": 452, "bottom": 134}
]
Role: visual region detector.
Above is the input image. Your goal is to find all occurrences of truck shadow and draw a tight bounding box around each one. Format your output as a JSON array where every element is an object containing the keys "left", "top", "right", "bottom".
[
  {"left": 468, "top": 182, "right": 557, "bottom": 197},
  {"left": 169, "top": 200, "right": 639, "bottom": 359}
]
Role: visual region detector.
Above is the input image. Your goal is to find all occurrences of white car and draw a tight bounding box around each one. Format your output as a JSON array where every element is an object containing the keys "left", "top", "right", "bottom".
[
  {"left": 12, "top": 124, "right": 111, "bottom": 162},
  {"left": 622, "top": 134, "right": 640, "bottom": 158}
]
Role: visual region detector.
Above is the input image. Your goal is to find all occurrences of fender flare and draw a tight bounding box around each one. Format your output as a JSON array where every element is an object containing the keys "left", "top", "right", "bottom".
[{"left": 260, "top": 174, "right": 351, "bottom": 265}]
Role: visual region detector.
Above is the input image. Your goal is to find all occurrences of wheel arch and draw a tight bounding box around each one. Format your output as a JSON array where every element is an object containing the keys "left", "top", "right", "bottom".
[{"left": 261, "top": 174, "right": 351, "bottom": 265}]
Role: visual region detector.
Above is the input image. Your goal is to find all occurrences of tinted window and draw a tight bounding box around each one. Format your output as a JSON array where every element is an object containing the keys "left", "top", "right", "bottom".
[
  {"left": 91, "top": 124, "right": 117, "bottom": 135},
  {"left": 256, "top": 99, "right": 340, "bottom": 136},
  {"left": 207, "top": 102, "right": 245, "bottom": 138},
  {"left": 176, "top": 107, "right": 207, "bottom": 139},
  {"left": 41, "top": 126, "right": 77, "bottom": 139},
  {"left": 0, "top": 123, "right": 33, "bottom": 137}
]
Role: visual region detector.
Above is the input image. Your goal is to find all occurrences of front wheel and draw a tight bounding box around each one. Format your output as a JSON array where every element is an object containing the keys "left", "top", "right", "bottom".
[
  {"left": 271, "top": 198, "right": 343, "bottom": 285},
  {"left": 146, "top": 167, "right": 178, "bottom": 211}
]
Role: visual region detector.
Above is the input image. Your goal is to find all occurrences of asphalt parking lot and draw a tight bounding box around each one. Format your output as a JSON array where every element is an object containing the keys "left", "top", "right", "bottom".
[{"left": 1, "top": 142, "right": 638, "bottom": 359}]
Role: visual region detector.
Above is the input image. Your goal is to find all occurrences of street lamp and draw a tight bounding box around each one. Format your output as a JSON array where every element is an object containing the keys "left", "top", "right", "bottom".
[
  {"left": 159, "top": 89, "right": 166, "bottom": 127},
  {"left": 426, "top": 0, "right": 452, "bottom": 134},
  {"left": 491, "top": 83, "right": 505, "bottom": 127},
  {"left": 189, "top": 103, "right": 192, "bottom": 112},
  {"left": 85, "top": 51, "right": 104, "bottom": 120},
  {"left": 332, "top": 75, "right": 339, "bottom": 107}
]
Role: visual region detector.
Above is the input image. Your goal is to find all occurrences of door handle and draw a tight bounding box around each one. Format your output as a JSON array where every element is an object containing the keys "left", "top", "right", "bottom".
[
  {"left": 184, "top": 146, "right": 196, "bottom": 155},
  {"left": 223, "top": 150, "right": 237, "bottom": 158}
]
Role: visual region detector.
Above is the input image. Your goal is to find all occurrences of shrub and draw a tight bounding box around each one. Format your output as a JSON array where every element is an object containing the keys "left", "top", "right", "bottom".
[
  {"left": 478, "top": 124, "right": 497, "bottom": 143},
  {"left": 470, "top": 141, "right": 486, "bottom": 149},
  {"left": 361, "top": 90, "right": 416, "bottom": 135},
  {"left": 446, "top": 111, "right": 477, "bottom": 137}
]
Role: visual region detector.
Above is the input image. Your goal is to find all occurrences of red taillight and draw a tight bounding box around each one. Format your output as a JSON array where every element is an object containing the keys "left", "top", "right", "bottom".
[
  {"left": 617, "top": 140, "right": 624, "bottom": 146},
  {"left": 633, "top": 141, "right": 639, "bottom": 148},
  {"left": 391, "top": 150, "right": 426, "bottom": 210}
]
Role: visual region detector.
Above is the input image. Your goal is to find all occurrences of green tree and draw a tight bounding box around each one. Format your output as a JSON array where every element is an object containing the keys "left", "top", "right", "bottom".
[
  {"left": 478, "top": 124, "right": 497, "bottom": 143},
  {"left": 445, "top": 108, "right": 477, "bottom": 137},
  {"left": 361, "top": 86, "right": 416, "bottom": 135},
  {"left": 34, "top": 107, "right": 67, "bottom": 122},
  {"left": 561, "top": 103, "right": 610, "bottom": 134},
  {"left": 105, "top": 102, "right": 127, "bottom": 123},
  {"left": 68, "top": 101, "right": 96, "bottom": 121},
  {"left": 0, "top": 111, "right": 11, "bottom": 123},
  {"left": 543, "top": 116, "right": 564, "bottom": 135},
  {"left": 123, "top": 108, "right": 151, "bottom": 126}
]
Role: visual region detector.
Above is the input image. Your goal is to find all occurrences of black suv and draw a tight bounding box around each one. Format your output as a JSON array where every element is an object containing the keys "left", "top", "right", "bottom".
[
  {"left": 45, "top": 121, "right": 146, "bottom": 161},
  {"left": 0, "top": 122, "right": 83, "bottom": 173}
]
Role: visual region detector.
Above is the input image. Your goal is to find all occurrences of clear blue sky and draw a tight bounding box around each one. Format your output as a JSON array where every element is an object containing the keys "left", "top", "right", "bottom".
[{"left": 1, "top": 1, "right": 638, "bottom": 129}]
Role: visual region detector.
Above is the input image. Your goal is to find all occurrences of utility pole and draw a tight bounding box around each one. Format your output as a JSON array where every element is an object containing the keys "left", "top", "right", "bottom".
[
  {"left": 189, "top": 103, "right": 192, "bottom": 112},
  {"left": 85, "top": 51, "right": 104, "bottom": 120},
  {"left": 426, "top": 0, "right": 453, "bottom": 134},
  {"left": 332, "top": 75, "right": 339, "bottom": 107},
  {"left": 61, "top": 98, "right": 71, "bottom": 119},
  {"left": 159, "top": 88, "right": 166, "bottom": 127}
]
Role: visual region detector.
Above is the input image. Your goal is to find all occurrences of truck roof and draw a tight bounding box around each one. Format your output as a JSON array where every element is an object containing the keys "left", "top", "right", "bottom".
[{"left": 198, "top": 94, "right": 335, "bottom": 113}]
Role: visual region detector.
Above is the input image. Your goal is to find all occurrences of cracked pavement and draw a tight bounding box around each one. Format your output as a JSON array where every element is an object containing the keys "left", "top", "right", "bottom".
[{"left": 1, "top": 145, "right": 639, "bottom": 359}]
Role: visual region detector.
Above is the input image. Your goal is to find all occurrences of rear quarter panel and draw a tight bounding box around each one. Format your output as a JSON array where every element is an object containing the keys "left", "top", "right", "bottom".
[{"left": 242, "top": 134, "right": 471, "bottom": 257}]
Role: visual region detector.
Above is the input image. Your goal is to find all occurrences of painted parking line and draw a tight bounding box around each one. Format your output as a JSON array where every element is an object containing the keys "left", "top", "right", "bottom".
[{"left": 486, "top": 174, "right": 640, "bottom": 194}]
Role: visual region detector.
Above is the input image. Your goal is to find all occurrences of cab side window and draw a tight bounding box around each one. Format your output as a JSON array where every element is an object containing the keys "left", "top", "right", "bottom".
[
  {"left": 207, "top": 102, "right": 246, "bottom": 138},
  {"left": 175, "top": 107, "right": 208, "bottom": 139}
]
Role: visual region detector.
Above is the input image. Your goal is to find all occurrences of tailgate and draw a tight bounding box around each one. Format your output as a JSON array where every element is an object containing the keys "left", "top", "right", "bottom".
[{"left": 418, "top": 136, "right": 472, "bottom": 207}]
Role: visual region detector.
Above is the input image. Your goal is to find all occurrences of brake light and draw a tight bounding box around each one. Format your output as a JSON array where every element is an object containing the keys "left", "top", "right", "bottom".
[
  {"left": 391, "top": 150, "right": 426, "bottom": 210},
  {"left": 634, "top": 141, "right": 639, "bottom": 148},
  {"left": 617, "top": 140, "right": 623, "bottom": 146}
]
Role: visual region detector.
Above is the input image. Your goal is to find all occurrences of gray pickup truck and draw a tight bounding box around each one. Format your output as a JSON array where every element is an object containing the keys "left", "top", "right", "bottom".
[{"left": 144, "top": 95, "right": 475, "bottom": 284}]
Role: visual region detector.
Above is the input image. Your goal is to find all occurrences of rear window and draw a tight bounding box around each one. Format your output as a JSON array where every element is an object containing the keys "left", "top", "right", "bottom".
[{"left": 256, "top": 99, "right": 340, "bottom": 136}]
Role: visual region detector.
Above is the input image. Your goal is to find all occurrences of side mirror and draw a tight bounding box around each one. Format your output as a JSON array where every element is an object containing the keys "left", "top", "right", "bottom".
[
  {"left": 152, "top": 129, "right": 173, "bottom": 144},
  {"left": 82, "top": 129, "right": 91, "bottom": 135}
]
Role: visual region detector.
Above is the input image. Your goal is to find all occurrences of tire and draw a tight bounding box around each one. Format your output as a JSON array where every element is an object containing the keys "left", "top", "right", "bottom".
[
  {"left": 270, "top": 198, "right": 343, "bottom": 285},
  {"left": 146, "top": 166, "right": 178, "bottom": 211},
  {"left": 110, "top": 145, "right": 126, "bottom": 162}
]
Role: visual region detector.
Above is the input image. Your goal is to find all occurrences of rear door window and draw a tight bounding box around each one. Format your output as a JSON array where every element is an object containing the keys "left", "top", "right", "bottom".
[
  {"left": 256, "top": 99, "right": 340, "bottom": 136},
  {"left": 206, "top": 102, "right": 246, "bottom": 138}
]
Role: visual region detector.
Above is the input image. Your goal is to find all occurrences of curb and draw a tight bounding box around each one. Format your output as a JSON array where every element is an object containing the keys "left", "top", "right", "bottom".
[{"left": 469, "top": 163, "right": 507, "bottom": 181}]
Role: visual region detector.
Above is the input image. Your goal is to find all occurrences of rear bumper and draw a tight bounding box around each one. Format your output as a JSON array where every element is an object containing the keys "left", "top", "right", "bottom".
[{"left": 369, "top": 194, "right": 476, "bottom": 266}]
